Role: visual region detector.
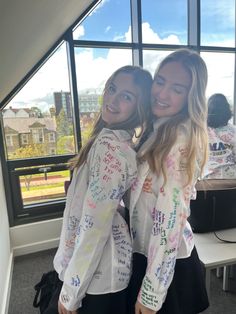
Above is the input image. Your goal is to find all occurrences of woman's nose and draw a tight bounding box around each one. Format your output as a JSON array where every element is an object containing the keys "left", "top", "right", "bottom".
[
  {"left": 158, "top": 86, "right": 169, "bottom": 100},
  {"left": 109, "top": 92, "right": 120, "bottom": 104}
]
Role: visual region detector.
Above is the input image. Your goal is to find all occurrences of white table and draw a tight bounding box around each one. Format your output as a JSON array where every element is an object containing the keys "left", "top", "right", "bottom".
[{"left": 194, "top": 228, "right": 236, "bottom": 296}]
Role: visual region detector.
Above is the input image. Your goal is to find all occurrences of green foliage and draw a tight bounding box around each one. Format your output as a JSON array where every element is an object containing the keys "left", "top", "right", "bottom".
[
  {"left": 56, "top": 108, "right": 73, "bottom": 137},
  {"left": 11, "top": 144, "right": 45, "bottom": 158},
  {"left": 57, "top": 135, "right": 75, "bottom": 154}
]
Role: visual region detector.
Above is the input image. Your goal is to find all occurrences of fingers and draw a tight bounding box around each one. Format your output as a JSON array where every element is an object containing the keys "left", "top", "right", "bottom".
[{"left": 58, "top": 300, "right": 76, "bottom": 314}]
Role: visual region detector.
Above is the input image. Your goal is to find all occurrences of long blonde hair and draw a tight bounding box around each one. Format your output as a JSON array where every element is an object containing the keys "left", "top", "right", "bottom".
[
  {"left": 142, "top": 48, "right": 209, "bottom": 185},
  {"left": 70, "top": 65, "right": 153, "bottom": 169}
]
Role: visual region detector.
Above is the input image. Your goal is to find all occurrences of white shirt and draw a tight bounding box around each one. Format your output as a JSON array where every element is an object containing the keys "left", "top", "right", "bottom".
[
  {"left": 129, "top": 120, "right": 200, "bottom": 311},
  {"left": 204, "top": 124, "right": 236, "bottom": 179},
  {"left": 54, "top": 128, "right": 137, "bottom": 311}
]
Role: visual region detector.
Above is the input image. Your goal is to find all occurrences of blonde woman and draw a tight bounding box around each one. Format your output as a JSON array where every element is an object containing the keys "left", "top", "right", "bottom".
[
  {"left": 53, "top": 65, "right": 153, "bottom": 314},
  {"left": 128, "top": 49, "right": 209, "bottom": 314}
]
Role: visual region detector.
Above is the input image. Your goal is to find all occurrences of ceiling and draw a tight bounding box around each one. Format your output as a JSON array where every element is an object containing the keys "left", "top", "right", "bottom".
[{"left": 0, "top": 0, "right": 98, "bottom": 104}]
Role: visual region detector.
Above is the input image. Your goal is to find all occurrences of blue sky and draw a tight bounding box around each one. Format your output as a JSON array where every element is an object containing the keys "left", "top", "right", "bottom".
[
  {"left": 75, "top": 0, "right": 188, "bottom": 43},
  {"left": 76, "top": 0, "right": 234, "bottom": 45},
  {"left": 9, "top": 0, "right": 236, "bottom": 109}
]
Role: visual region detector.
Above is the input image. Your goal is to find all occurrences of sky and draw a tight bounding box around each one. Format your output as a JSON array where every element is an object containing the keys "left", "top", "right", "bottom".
[{"left": 8, "top": 0, "right": 236, "bottom": 112}]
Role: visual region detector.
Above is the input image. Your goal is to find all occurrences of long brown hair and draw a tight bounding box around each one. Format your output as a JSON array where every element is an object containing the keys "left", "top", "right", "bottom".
[
  {"left": 141, "top": 48, "right": 209, "bottom": 185},
  {"left": 70, "top": 65, "right": 153, "bottom": 169}
]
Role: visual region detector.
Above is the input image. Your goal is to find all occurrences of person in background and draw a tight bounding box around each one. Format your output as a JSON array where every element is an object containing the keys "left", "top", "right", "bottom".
[
  {"left": 53, "top": 65, "right": 153, "bottom": 314},
  {"left": 127, "top": 49, "right": 209, "bottom": 314},
  {"left": 203, "top": 93, "right": 236, "bottom": 179}
]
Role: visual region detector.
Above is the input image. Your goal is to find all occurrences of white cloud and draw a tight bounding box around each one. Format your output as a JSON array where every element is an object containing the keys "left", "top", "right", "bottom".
[
  {"left": 105, "top": 25, "right": 111, "bottom": 33},
  {"left": 73, "top": 25, "right": 85, "bottom": 39},
  {"left": 9, "top": 22, "right": 234, "bottom": 108},
  {"left": 201, "top": 52, "right": 234, "bottom": 102},
  {"left": 75, "top": 48, "right": 132, "bottom": 93}
]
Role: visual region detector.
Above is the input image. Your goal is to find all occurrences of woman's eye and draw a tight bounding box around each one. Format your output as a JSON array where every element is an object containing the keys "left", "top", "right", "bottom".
[
  {"left": 155, "top": 78, "right": 164, "bottom": 86},
  {"left": 121, "top": 93, "right": 136, "bottom": 104},
  {"left": 107, "top": 85, "right": 115, "bottom": 93},
  {"left": 122, "top": 93, "right": 131, "bottom": 101},
  {"left": 173, "top": 87, "right": 184, "bottom": 94}
]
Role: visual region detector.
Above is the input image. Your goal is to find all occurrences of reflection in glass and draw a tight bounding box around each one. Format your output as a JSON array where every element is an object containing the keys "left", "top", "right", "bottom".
[
  {"left": 73, "top": 0, "right": 131, "bottom": 42},
  {"left": 74, "top": 47, "right": 132, "bottom": 145},
  {"left": 2, "top": 43, "right": 76, "bottom": 159},
  {"left": 201, "top": 0, "right": 235, "bottom": 47},
  {"left": 141, "top": 0, "right": 187, "bottom": 44},
  {"left": 201, "top": 52, "right": 234, "bottom": 102}
]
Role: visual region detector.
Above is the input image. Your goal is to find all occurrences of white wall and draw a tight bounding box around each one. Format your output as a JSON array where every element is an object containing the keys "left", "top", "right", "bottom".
[
  {"left": 10, "top": 217, "right": 62, "bottom": 256},
  {"left": 0, "top": 0, "right": 97, "bottom": 103},
  {"left": 0, "top": 161, "right": 12, "bottom": 314}
]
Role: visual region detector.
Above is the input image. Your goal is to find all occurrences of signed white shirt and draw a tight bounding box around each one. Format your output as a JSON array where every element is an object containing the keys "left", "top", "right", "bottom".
[
  {"left": 204, "top": 124, "right": 236, "bottom": 179},
  {"left": 54, "top": 128, "right": 137, "bottom": 311},
  {"left": 129, "top": 120, "right": 200, "bottom": 311}
]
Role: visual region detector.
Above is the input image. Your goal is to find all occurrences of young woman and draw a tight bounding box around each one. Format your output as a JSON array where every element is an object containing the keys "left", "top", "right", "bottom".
[
  {"left": 204, "top": 93, "right": 236, "bottom": 179},
  {"left": 127, "top": 49, "right": 209, "bottom": 314},
  {"left": 53, "top": 65, "right": 153, "bottom": 314}
]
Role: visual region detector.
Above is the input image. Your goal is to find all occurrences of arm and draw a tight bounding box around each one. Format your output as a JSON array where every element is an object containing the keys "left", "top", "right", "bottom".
[
  {"left": 59, "top": 134, "right": 137, "bottom": 311},
  {"left": 138, "top": 133, "right": 197, "bottom": 312}
]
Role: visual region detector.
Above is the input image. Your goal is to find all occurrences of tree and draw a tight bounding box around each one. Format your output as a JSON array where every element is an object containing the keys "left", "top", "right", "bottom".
[
  {"left": 56, "top": 109, "right": 72, "bottom": 137},
  {"left": 57, "top": 135, "right": 75, "bottom": 154},
  {"left": 30, "top": 106, "right": 43, "bottom": 117}
]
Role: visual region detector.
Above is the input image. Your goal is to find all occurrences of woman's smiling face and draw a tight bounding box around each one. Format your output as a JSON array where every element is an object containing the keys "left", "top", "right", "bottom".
[
  {"left": 102, "top": 72, "right": 140, "bottom": 125},
  {"left": 151, "top": 61, "right": 191, "bottom": 118}
]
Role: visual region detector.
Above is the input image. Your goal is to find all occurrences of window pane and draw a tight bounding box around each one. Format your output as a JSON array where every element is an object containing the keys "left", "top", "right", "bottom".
[
  {"left": 143, "top": 50, "right": 173, "bottom": 76},
  {"left": 73, "top": 0, "right": 131, "bottom": 42},
  {"left": 2, "top": 43, "right": 77, "bottom": 160},
  {"left": 74, "top": 47, "right": 132, "bottom": 145},
  {"left": 201, "top": 52, "right": 235, "bottom": 102},
  {"left": 141, "top": 0, "right": 187, "bottom": 44},
  {"left": 19, "top": 169, "right": 70, "bottom": 206},
  {"left": 201, "top": 0, "right": 235, "bottom": 47}
]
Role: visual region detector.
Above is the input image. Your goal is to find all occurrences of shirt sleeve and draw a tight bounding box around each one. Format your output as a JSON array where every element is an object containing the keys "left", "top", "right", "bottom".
[
  {"left": 138, "top": 132, "right": 198, "bottom": 311},
  {"left": 59, "top": 134, "right": 137, "bottom": 310}
]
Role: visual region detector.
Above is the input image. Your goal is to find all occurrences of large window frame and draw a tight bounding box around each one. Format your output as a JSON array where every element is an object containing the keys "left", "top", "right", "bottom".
[{"left": 0, "top": 0, "right": 236, "bottom": 226}]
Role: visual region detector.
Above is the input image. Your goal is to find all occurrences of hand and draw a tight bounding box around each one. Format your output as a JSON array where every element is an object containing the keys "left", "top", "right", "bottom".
[
  {"left": 135, "top": 300, "right": 156, "bottom": 314},
  {"left": 58, "top": 300, "right": 78, "bottom": 314}
]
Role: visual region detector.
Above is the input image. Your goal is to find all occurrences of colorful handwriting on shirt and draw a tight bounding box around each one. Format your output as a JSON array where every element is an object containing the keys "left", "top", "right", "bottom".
[
  {"left": 113, "top": 223, "right": 132, "bottom": 268},
  {"left": 140, "top": 276, "right": 158, "bottom": 308},
  {"left": 154, "top": 256, "right": 175, "bottom": 287},
  {"left": 71, "top": 274, "right": 80, "bottom": 287}
]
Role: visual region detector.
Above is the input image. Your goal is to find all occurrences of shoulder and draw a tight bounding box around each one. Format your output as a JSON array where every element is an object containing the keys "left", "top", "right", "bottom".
[{"left": 92, "top": 128, "right": 136, "bottom": 162}]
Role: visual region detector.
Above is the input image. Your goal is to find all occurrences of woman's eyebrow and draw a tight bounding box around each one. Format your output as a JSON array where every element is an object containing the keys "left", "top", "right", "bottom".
[
  {"left": 157, "top": 74, "right": 189, "bottom": 90},
  {"left": 173, "top": 83, "right": 189, "bottom": 90}
]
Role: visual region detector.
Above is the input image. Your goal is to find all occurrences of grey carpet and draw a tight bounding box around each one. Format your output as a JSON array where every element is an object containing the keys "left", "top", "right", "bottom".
[{"left": 8, "top": 249, "right": 236, "bottom": 314}]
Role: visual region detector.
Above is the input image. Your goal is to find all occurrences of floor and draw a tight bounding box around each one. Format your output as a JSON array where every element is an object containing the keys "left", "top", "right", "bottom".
[{"left": 8, "top": 248, "right": 236, "bottom": 314}]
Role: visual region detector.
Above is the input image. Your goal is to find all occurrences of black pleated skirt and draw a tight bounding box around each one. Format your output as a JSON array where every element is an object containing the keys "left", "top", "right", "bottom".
[{"left": 127, "top": 246, "right": 209, "bottom": 314}]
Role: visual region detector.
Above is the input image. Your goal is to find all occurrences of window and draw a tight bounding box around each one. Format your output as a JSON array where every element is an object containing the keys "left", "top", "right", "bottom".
[
  {"left": 21, "top": 134, "right": 29, "bottom": 145},
  {"left": 141, "top": 0, "right": 188, "bottom": 45},
  {"left": 73, "top": 0, "right": 131, "bottom": 42},
  {"left": 201, "top": 52, "right": 235, "bottom": 101},
  {"left": 6, "top": 135, "right": 13, "bottom": 146},
  {"left": 31, "top": 128, "right": 44, "bottom": 144},
  {"left": 49, "top": 132, "right": 55, "bottom": 143},
  {"left": 1, "top": 0, "right": 236, "bottom": 226},
  {"left": 201, "top": 0, "right": 235, "bottom": 47}
]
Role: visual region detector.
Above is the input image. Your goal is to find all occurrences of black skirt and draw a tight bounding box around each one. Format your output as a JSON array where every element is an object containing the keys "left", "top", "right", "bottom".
[{"left": 127, "top": 246, "right": 209, "bottom": 314}]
